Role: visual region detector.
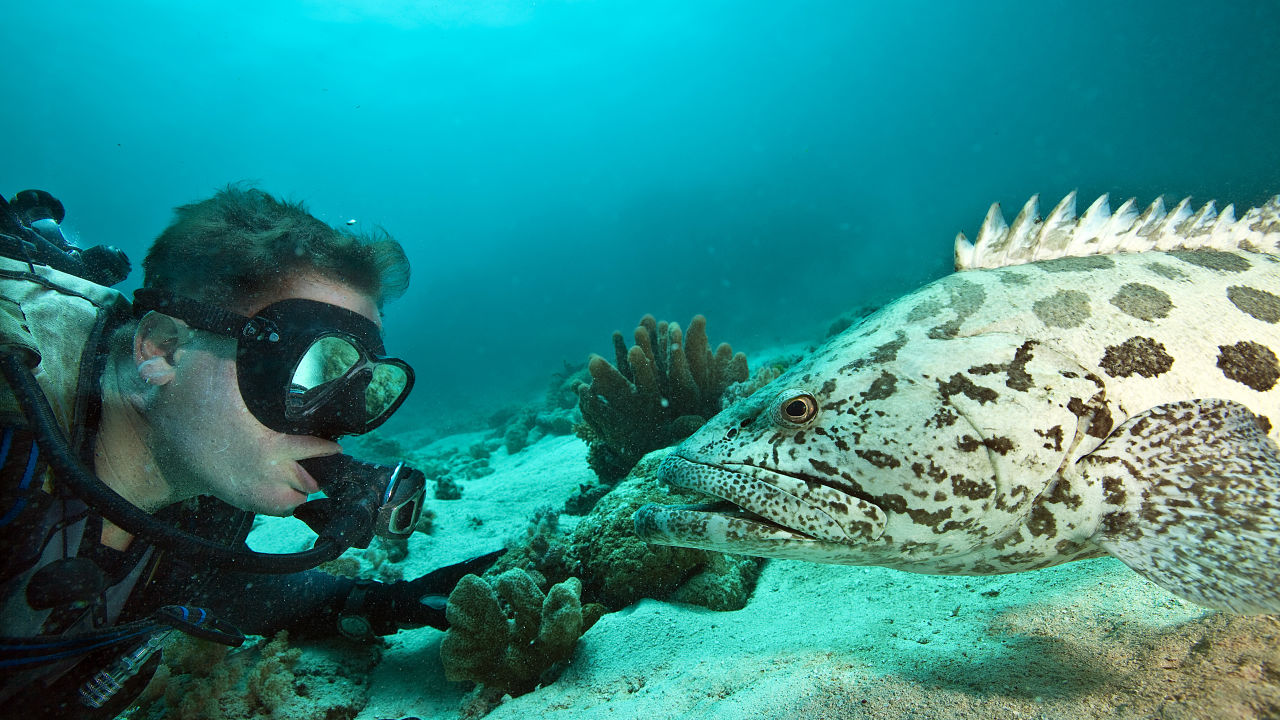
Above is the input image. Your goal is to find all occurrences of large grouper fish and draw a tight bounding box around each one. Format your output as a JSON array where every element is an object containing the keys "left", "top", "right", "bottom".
[{"left": 635, "top": 191, "right": 1280, "bottom": 614}]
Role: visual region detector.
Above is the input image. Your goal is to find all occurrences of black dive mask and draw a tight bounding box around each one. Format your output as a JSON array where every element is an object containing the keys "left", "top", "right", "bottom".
[{"left": 132, "top": 288, "right": 414, "bottom": 439}]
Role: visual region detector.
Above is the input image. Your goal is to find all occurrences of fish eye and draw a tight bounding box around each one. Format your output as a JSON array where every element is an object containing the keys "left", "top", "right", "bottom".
[{"left": 774, "top": 390, "right": 819, "bottom": 426}]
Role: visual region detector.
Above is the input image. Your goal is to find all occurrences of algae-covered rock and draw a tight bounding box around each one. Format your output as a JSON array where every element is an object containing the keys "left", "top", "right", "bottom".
[
  {"left": 575, "top": 314, "right": 748, "bottom": 482},
  {"left": 569, "top": 449, "right": 764, "bottom": 611},
  {"left": 440, "top": 569, "right": 603, "bottom": 696}
]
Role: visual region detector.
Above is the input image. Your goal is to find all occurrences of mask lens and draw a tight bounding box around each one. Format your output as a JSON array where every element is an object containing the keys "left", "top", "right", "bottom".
[
  {"left": 366, "top": 363, "right": 411, "bottom": 420},
  {"left": 286, "top": 335, "right": 413, "bottom": 433},
  {"left": 293, "top": 336, "right": 361, "bottom": 390}
]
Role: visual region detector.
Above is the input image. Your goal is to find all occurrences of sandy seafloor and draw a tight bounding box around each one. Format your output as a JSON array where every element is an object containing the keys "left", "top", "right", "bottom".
[{"left": 238, "top": 428, "right": 1280, "bottom": 720}]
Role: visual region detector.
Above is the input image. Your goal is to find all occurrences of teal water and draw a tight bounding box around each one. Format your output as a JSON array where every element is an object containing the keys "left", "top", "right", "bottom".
[{"left": 4, "top": 0, "right": 1280, "bottom": 426}]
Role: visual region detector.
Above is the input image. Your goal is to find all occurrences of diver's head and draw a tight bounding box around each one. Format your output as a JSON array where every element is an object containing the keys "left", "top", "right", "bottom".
[
  {"left": 141, "top": 184, "right": 409, "bottom": 314},
  {"left": 115, "top": 187, "right": 414, "bottom": 515},
  {"left": 134, "top": 184, "right": 414, "bottom": 440}
]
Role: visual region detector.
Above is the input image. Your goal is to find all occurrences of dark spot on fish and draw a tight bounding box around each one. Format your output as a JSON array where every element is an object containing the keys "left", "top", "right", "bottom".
[
  {"left": 1006, "top": 341, "right": 1037, "bottom": 391},
  {"left": 968, "top": 362, "right": 1004, "bottom": 376},
  {"left": 1033, "top": 289, "right": 1091, "bottom": 329},
  {"left": 1217, "top": 340, "right": 1280, "bottom": 391},
  {"left": 957, "top": 435, "right": 1013, "bottom": 456},
  {"left": 997, "top": 270, "right": 1031, "bottom": 286},
  {"left": 809, "top": 458, "right": 839, "bottom": 477},
  {"left": 1055, "top": 540, "right": 1076, "bottom": 555},
  {"left": 951, "top": 474, "right": 995, "bottom": 500},
  {"left": 820, "top": 379, "right": 839, "bottom": 395},
  {"left": 1099, "top": 336, "right": 1174, "bottom": 379},
  {"left": 967, "top": 342, "right": 1035, "bottom": 391},
  {"left": 907, "top": 298, "right": 943, "bottom": 323},
  {"left": 855, "top": 449, "right": 901, "bottom": 469},
  {"left": 861, "top": 371, "right": 898, "bottom": 401},
  {"left": 929, "top": 281, "right": 986, "bottom": 339},
  {"left": 872, "top": 332, "right": 908, "bottom": 363},
  {"left": 1102, "top": 475, "right": 1127, "bottom": 506},
  {"left": 928, "top": 319, "right": 964, "bottom": 340},
  {"left": 1091, "top": 402, "right": 1114, "bottom": 438},
  {"left": 879, "top": 494, "right": 954, "bottom": 532},
  {"left": 1043, "top": 478, "right": 1083, "bottom": 511},
  {"left": 1258, "top": 415, "right": 1273, "bottom": 435},
  {"left": 793, "top": 431, "right": 807, "bottom": 445},
  {"left": 938, "top": 373, "right": 999, "bottom": 405},
  {"left": 985, "top": 436, "right": 1014, "bottom": 455},
  {"left": 1110, "top": 282, "right": 1173, "bottom": 321},
  {"left": 927, "top": 407, "right": 960, "bottom": 428},
  {"left": 1026, "top": 505, "right": 1057, "bottom": 538},
  {"left": 840, "top": 331, "right": 908, "bottom": 373},
  {"left": 1170, "top": 249, "right": 1251, "bottom": 272},
  {"left": 993, "top": 529, "right": 1025, "bottom": 551},
  {"left": 1036, "top": 425, "right": 1064, "bottom": 451},
  {"left": 1036, "top": 255, "right": 1116, "bottom": 272},
  {"left": 1227, "top": 285, "right": 1280, "bottom": 324},
  {"left": 1145, "top": 262, "right": 1187, "bottom": 281}
]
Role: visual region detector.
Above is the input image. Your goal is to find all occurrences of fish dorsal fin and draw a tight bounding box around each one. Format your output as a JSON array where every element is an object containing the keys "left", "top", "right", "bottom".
[
  {"left": 1080, "top": 399, "right": 1280, "bottom": 614},
  {"left": 955, "top": 192, "right": 1280, "bottom": 270}
]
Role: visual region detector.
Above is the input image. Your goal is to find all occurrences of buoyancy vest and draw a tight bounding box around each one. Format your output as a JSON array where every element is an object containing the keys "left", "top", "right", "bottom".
[{"left": 0, "top": 253, "right": 148, "bottom": 700}]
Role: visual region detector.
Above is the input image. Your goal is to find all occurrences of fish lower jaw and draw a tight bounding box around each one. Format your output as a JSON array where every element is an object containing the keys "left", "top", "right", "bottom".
[{"left": 680, "top": 500, "right": 819, "bottom": 539}]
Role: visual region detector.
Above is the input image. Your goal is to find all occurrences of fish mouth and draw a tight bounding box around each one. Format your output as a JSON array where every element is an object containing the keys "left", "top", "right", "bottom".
[{"left": 634, "top": 453, "right": 888, "bottom": 556}]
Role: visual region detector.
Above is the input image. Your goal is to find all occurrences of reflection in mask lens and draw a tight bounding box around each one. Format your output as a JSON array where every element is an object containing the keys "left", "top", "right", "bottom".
[
  {"left": 367, "top": 363, "right": 409, "bottom": 417},
  {"left": 288, "top": 336, "right": 410, "bottom": 426}
]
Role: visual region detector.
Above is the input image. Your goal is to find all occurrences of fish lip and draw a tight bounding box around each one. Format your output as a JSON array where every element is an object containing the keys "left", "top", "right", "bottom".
[
  {"left": 664, "top": 499, "right": 820, "bottom": 539},
  {"left": 657, "top": 453, "right": 888, "bottom": 543}
]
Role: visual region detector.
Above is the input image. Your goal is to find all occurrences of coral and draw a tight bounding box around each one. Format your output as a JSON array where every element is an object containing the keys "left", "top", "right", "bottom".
[
  {"left": 498, "top": 405, "right": 580, "bottom": 455},
  {"left": 377, "top": 535, "right": 409, "bottom": 563},
  {"left": 435, "top": 475, "right": 463, "bottom": 500},
  {"left": 136, "top": 631, "right": 377, "bottom": 719},
  {"left": 440, "top": 569, "right": 603, "bottom": 696},
  {"left": 488, "top": 505, "right": 575, "bottom": 589},
  {"left": 567, "top": 449, "right": 765, "bottom": 611},
  {"left": 317, "top": 543, "right": 405, "bottom": 583},
  {"left": 244, "top": 632, "right": 302, "bottom": 712},
  {"left": 576, "top": 314, "right": 748, "bottom": 481},
  {"left": 415, "top": 507, "right": 437, "bottom": 534},
  {"left": 562, "top": 476, "right": 612, "bottom": 515}
]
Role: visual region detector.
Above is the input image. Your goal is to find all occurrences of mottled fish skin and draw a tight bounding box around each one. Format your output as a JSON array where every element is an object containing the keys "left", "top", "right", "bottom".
[{"left": 636, "top": 193, "right": 1280, "bottom": 613}]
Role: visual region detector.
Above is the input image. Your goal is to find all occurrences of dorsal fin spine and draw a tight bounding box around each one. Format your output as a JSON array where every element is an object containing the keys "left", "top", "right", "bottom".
[{"left": 955, "top": 191, "right": 1280, "bottom": 270}]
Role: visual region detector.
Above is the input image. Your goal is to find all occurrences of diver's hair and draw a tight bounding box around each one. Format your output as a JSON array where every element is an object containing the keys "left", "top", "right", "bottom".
[{"left": 142, "top": 185, "right": 410, "bottom": 311}]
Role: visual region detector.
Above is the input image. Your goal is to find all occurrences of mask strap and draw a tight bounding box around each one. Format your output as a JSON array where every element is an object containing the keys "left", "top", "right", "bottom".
[{"left": 132, "top": 289, "right": 280, "bottom": 344}]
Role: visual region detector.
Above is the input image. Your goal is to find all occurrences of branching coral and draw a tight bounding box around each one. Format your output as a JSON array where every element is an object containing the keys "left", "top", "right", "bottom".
[
  {"left": 440, "top": 569, "right": 604, "bottom": 696},
  {"left": 576, "top": 314, "right": 748, "bottom": 481}
]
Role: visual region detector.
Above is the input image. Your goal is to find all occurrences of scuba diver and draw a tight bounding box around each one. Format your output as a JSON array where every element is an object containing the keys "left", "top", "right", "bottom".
[{"left": 0, "top": 187, "right": 501, "bottom": 717}]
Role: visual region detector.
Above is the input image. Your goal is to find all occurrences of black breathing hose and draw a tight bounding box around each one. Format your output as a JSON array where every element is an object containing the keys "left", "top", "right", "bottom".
[{"left": 0, "top": 351, "right": 347, "bottom": 574}]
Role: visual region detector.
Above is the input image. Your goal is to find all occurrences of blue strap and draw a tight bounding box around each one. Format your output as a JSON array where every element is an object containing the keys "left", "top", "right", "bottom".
[{"left": 0, "top": 429, "right": 38, "bottom": 528}]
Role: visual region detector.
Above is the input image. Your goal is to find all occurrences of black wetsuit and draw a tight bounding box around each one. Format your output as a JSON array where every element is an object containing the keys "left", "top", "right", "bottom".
[{"left": 0, "top": 421, "right": 363, "bottom": 718}]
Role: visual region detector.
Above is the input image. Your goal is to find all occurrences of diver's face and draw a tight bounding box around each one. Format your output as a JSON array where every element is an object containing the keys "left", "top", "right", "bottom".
[{"left": 152, "top": 275, "right": 381, "bottom": 516}]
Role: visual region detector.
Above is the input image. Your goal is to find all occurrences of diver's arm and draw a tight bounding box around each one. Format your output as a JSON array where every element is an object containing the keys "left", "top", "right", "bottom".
[
  {"left": 184, "top": 548, "right": 505, "bottom": 639},
  {"left": 188, "top": 568, "right": 358, "bottom": 637}
]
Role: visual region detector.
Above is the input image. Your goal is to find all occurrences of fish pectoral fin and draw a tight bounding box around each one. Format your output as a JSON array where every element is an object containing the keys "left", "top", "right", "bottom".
[{"left": 1081, "top": 398, "right": 1280, "bottom": 614}]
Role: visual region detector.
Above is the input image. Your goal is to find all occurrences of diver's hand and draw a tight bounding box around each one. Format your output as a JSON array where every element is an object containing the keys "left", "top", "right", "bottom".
[{"left": 362, "top": 549, "right": 506, "bottom": 632}]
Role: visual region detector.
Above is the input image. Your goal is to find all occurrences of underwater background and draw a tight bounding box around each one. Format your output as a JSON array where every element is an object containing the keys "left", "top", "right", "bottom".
[
  {"left": 5, "top": 0, "right": 1280, "bottom": 430},
  {"left": 6, "top": 3, "right": 1280, "bottom": 719}
]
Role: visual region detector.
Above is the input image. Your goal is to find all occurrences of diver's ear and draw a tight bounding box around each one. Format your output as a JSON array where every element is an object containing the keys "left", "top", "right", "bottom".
[{"left": 132, "top": 311, "right": 191, "bottom": 387}]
